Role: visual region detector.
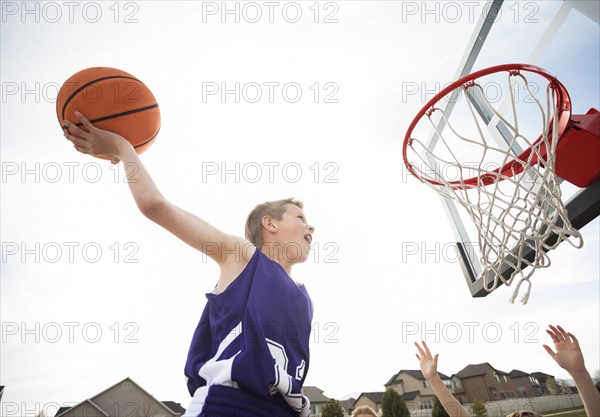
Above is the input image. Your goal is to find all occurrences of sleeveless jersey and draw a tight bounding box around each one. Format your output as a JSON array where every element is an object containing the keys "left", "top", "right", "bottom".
[{"left": 183, "top": 249, "right": 313, "bottom": 417}]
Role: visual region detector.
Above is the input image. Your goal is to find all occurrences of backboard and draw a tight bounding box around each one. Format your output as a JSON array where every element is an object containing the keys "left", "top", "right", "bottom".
[{"left": 413, "top": 0, "right": 600, "bottom": 299}]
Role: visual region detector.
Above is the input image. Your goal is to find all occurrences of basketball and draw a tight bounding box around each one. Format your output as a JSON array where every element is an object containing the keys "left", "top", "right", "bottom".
[{"left": 56, "top": 67, "right": 160, "bottom": 156}]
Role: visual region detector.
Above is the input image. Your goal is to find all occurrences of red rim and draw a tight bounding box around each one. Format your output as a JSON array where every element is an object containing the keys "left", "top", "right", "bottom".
[{"left": 402, "top": 63, "right": 572, "bottom": 189}]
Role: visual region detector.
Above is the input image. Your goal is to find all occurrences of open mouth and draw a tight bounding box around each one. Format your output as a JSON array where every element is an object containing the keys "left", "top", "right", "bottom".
[{"left": 304, "top": 234, "right": 312, "bottom": 245}]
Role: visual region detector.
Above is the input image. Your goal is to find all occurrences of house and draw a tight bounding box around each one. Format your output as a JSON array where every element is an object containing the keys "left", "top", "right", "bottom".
[
  {"left": 455, "top": 363, "right": 516, "bottom": 402},
  {"left": 54, "top": 377, "right": 184, "bottom": 417},
  {"left": 509, "top": 370, "right": 541, "bottom": 397},
  {"left": 338, "top": 397, "right": 356, "bottom": 416},
  {"left": 393, "top": 390, "right": 429, "bottom": 411},
  {"left": 385, "top": 369, "right": 456, "bottom": 409},
  {"left": 530, "top": 372, "right": 559, "bottom": 395},
  {"left": 353, "top": 392, "right": 384, "bottom": 415},
  {"left": 448, "top": 375, "right": 468, "bottom": 404},
  {"left": 303, "top": 386, "right": 330, "bottom": 417}
]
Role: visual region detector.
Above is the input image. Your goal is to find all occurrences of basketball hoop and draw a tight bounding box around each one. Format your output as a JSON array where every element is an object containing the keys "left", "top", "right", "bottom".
[{"left": 403, "top": 64, "right": 600, "bottom": 304}]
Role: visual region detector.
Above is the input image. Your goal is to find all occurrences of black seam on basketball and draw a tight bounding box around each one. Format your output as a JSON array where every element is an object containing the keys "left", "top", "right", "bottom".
[
  {"left": 134, "top": 126, "right": 161, "bottom": 149},
  {"left": 61, "top": 75, "right": 143, "bottom": 120},
  {"left": 65, "top": 104, "right": 159, "bottom": 128}
]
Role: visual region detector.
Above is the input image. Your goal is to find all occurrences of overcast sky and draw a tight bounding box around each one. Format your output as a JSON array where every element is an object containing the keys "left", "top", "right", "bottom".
[{"left": 1, "top": 1, "right": 599, "bottom": 415}]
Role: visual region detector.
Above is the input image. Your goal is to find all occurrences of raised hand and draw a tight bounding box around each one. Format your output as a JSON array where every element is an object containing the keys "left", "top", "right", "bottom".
[
  {"left": 63, "top": 111, "right": 130, "bottom": 164},
  {"left": 543, "top": 325, "right": 600, "bottom": 417},
  {"left": 415, "top": 341, "right": 439, "bottom": 381},
  {"left": 543, "top": 325, "right": 586, "bottom": 374},
  {"left": 414, "top": 341, "right": 469, "bottom": 417}
]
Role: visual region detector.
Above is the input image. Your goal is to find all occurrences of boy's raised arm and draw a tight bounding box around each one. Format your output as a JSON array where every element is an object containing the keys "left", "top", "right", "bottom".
[
  {"left": 415, "top": 341, "right": 469, "bottom": 417},
  {"left": 544, "top": 325, "right": 600, "bottom": 417},
  {"left": 64, "top": 112, "right": 250, "bottom": 266}
]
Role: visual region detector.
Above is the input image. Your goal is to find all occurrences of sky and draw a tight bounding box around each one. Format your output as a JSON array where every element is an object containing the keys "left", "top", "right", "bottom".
[{"left": 1, "top": 1, "right": 599, "bottom": 416}]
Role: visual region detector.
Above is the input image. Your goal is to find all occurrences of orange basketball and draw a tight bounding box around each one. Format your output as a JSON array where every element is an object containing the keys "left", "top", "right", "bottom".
[{"left": 57, "top": 67, "right": 160, "bottom": 156}]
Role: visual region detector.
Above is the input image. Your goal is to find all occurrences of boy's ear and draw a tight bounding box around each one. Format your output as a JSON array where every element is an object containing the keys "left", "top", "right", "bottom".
[{"left": 261, "top": 215, "right": 277, "bottom": 233}]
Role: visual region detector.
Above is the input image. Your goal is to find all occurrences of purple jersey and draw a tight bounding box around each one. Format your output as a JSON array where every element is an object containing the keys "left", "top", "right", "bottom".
[{"left": 183, "top": 249, "right": 313, "bottom": 417}]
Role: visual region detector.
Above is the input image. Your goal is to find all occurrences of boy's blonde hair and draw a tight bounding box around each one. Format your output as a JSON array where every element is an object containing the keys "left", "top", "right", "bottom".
[
  {"left": 352, "top": 405, "right": 378, "bottom": 417},
  {"left": 245, "top": 198, "right": 304, "bottom": 248}
]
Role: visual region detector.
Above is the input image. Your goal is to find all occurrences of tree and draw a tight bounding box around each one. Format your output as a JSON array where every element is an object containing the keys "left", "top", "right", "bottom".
[
  {"left": 381, "top": 388, "right": 410, "bottom": 417},
  {"left": 470, "top": 399, "right": 488, "bottom": 417},
  {"left": 432, "top": 396, "right": 450, "bottom": 417},
  {"left": 322, "top": 399, "right": 344, "bottom": 417}
]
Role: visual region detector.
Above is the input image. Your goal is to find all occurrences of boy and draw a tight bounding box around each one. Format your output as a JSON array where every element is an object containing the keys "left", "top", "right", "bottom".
[{"left": 63, "top": 112, "right": 315, "bottom": 417}]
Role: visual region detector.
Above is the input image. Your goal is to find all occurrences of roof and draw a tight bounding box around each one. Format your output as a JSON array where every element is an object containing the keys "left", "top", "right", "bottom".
[
  {"left": 456, "top": 363, "right": 493, "bottom": 378},
  {"left": 385, "top": 369, "right": 451, "bottom": 385},
  {"left": 456, "top": 363, "right": 511, "bottom": 379},
  {"left": 56, "top": 399, "right": 185, "bottom": 417},
  {"left": 531, "top": 371, "right": 554, "bottom": 379},
  {"left": 55, "top": 377, "right": 177, "bottom": 417},
  {"left": 55, "top": 407, "right": 72, "bottom": 417},
  {"left": 57, "top": 399, "right": 108, "bottom": 417},
  {"left": 338, "top": 398, "right": 356, "bottom": 412},
  {"left": 509, "top": 369, "right": 530, "bottom": 378},
  {"left": 355, "top": 392, "right": 385, "bottom": 405},
  {"left": 303, "top": 386, "right": 330, "bottom": 403},
  {"left": 402, "top": 369, "right": 451, "bottom": 380},
  {"left": 162, "top": 401, "right": 187, "bottom": 414},
  {"left": 402, "top": 390, "right": 420, "bottom": 401},
  {"left": 385, "top": 372, "right": 399, "bottom": 386}
]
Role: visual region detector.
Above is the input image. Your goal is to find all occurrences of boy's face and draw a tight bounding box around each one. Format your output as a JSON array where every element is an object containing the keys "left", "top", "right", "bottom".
[{"left": 274, "top": 204, "right": 315, "bottom": 263}]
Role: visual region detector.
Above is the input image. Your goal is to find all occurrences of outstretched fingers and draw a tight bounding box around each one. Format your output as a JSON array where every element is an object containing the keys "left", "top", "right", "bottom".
[
  {"left": 542, "top": 343, "right": 556, "bottom": 359},
  {"left": 415, "top": 341, "right": 423, "bottom": 358},
  {"left": 555, "top": 325, "right": 571, "bottom": 341},
  {"left": 556, "top": 325, "right": 581, "bottom": 348},
  {"left": 546, "top": 325, "right": 563, "bottom": 343},
  {"left": 546, "top": 324, "right": 579, "bottom": 347},
  {"left": 415, "top": 341, "right": 438, "bottom": 363},
  {"left": 544, "top": 325, "right": 587, "bottom": 376},
  {"left": 567, "top": 332, "right": 581, "bottom": 349},
  {"left": 415, "top": 341, "right": 440, "bottom": 381},
  {"left": 422, "top": 340, "right": 433, "bottom": 357},
  {"left": 414, "top": 341, "right": 429, "bottom": 360}
]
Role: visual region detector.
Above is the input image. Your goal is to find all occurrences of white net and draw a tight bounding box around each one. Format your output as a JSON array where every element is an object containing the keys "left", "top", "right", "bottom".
[{"left": 406, "top": 70, "right": 583, "bottom": 304}]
